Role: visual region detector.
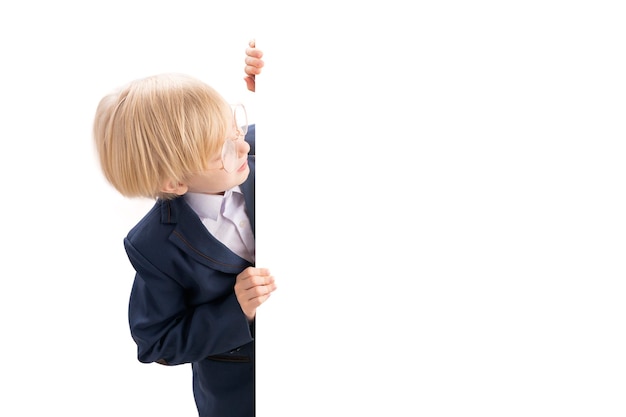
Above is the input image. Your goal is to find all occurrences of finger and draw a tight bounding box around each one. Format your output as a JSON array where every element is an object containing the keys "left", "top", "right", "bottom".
[
  {"left": 237, "top": 276, "right": 275, "bottom": 293},
  {"left": 266, "top": 281, "right": 277, "bottom": 293},
  {"left": 246, "top": 284, "right": 276, "bottom": 303},
  {"left": 244, "top": 66, "right": 261, "bottom": 77},
  {"left": 245, "top": 66, "right": 262, "bottom": 77},
  {"left": 246, "top": 293, "right": 271, "bottom": 310},
  {"left": 249, "top": 39, "right": 255, "bottom": 48},
  {"left": 245, "top": 48, "right": 263, "bottom": 59},
  {"left": 245, "top": 56, "right": 264, "bottom": 68},
  {"left": 244, "top": 66, "right": 262, "bottom": 77},
  {"left": 237, "top": 267, "right": 271, "bottom": 281}
]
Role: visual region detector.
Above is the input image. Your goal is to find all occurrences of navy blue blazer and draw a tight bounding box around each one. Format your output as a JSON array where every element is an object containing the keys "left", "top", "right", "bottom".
[{"left": 124, "top": 125, "right": 256, "bottom": 417}]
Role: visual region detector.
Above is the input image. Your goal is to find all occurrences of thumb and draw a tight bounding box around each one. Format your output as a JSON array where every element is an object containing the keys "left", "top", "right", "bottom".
[{"left": 244, "top": 76, "right": 256, "bottom": 92}]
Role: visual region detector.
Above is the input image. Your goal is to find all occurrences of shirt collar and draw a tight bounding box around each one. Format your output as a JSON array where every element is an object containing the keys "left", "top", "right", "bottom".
[{"left": 184, "top": 186, "right": 242, "bottom": 221}]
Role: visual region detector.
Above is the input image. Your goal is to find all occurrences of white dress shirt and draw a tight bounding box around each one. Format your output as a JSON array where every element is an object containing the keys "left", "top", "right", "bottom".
[{"left": 184, "top": 186, "right": 255, "bottom": 263}]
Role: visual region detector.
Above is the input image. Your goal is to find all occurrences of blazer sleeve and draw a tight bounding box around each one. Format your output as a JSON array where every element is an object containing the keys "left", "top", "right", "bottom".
[{"left": 125, "top": 239, "right": 253, "bottom": 366}]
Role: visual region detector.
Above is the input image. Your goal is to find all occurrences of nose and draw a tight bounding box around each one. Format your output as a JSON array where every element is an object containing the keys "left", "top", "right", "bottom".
[{"left": 236, "top": 136, "right": 250, "bottom": 157}]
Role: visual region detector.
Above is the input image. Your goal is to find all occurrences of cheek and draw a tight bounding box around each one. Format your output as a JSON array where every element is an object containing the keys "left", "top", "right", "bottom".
[{"left": 187, "top": 173, "right": 219, "bottom": 191}]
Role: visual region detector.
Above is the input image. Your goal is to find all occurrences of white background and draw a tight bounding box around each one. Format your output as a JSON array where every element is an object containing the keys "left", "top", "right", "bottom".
[{"left": 1, "top": 1, "right": 625, "bottom": 416}]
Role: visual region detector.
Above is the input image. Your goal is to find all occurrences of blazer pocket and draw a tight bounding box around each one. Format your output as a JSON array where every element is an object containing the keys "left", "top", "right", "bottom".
[{"left": 206, "top": 351, "right": 251, "bottom": 363}]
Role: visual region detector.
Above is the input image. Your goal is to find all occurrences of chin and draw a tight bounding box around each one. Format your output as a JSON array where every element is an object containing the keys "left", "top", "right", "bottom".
[
  {"left": 234, "top": 166, "right": 250, "bottom": 186},
  {"left": 240, "top": 167, "right": 251, "bottom": 181}
]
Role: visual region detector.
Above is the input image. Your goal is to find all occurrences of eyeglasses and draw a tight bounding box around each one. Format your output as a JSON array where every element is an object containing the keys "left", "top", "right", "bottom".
[{"left": 221, "top": 104, "right": 248, "bottom": 172}]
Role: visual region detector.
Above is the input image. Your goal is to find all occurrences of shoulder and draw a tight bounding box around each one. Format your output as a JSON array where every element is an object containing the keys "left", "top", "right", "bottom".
[
  {"left": 125, "top": 198, "right": 189, "bottom": 246},
  {"left": 123, "top": 198, "right": 201, "bottom": 274}
]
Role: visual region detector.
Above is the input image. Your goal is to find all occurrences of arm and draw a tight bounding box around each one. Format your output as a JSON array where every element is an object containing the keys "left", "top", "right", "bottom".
[{"left": 125, "top": 239, "right": 253, "bottom": 365}]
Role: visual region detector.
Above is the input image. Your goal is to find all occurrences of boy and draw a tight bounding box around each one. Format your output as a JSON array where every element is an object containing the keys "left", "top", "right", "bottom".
[{"left": 93, "top": 42, "right": 274, "bottom": 417}]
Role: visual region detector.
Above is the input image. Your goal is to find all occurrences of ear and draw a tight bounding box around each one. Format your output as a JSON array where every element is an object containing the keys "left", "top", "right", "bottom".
[{"left": 160, "top": 179, "right": 189, "bottom": 196}]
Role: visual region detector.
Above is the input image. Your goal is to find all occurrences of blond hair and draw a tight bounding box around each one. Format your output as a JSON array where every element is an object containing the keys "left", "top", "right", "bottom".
[{"left": 93, "top": 73, "right": 231, "bottom": 200}]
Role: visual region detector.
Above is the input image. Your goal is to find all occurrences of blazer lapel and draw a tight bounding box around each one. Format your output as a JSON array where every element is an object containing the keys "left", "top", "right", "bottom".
[{"left": 161, "top": 197, "right": 252, "bottom": 274}]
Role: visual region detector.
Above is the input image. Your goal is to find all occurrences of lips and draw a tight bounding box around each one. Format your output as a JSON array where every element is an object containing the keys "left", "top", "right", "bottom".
[{"left": 237, "top": 159, "right": 248, "bottom": 172}]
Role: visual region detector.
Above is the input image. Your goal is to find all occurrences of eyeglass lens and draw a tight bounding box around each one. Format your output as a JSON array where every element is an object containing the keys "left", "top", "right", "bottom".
[
  {"left": 233, "top": 104, "right": 248, "bottom": 136},
  {"left": 222, "top": 104, "right": 248, "bottom": 172}
]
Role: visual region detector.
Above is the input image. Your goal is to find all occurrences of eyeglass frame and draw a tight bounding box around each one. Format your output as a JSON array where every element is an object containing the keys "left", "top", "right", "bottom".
[{"left": 219, "top": 103, "right": 248, "bottom": 173}]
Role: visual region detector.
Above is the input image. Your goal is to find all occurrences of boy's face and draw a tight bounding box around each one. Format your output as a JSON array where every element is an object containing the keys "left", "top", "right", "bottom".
[{"left": 184, "top": 136, "right": 251, "bottom": 195}]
